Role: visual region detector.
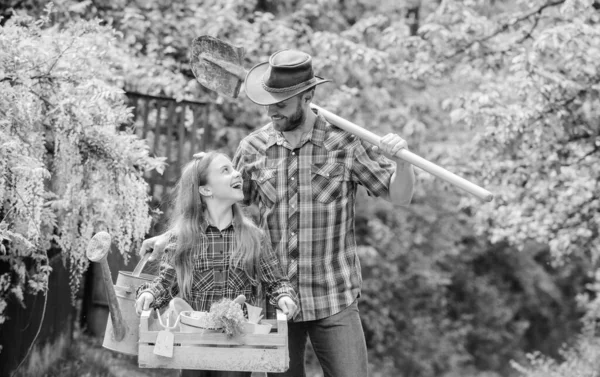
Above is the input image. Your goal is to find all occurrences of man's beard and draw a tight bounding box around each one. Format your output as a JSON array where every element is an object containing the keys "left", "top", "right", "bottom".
[{"left": 273, "top": 102, "right": 305, "bottom": 132}]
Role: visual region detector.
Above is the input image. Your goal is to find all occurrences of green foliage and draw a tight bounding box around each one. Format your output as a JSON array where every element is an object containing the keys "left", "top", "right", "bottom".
[{"left": 0, "top": 6, "right": 165, "bottom": 326}]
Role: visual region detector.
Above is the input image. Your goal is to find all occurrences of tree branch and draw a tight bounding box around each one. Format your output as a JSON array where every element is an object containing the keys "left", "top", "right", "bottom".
[
  {"left": 573, "top": 146, "right": 600, "bottom": 164},
  {"left": 45, "top": 37, "right": 78, "bottom": 76},
  {"left": 443, "top": 0, "right": 566, "bottom": 60}
]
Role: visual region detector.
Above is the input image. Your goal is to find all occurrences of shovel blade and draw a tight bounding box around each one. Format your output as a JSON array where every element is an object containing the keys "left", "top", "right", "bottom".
[{"left": 190, "top": 36, "right": 246, "bottom": 98}]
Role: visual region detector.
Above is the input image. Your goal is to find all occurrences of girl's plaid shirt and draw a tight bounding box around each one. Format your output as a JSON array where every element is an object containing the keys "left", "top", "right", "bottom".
[
  {"left": 137, "top": 218, "right": 297, "bottom": 312},
  {"left": 232, "top": 112, "right": 396, "bottom": 321}
]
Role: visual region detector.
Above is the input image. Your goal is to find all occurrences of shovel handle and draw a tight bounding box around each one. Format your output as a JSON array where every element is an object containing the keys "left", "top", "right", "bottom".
[
  {"left": 132, "top": 252, "right": 151, "bottom": 277},
  {"left": 311, "top": 104, "right": 494, "bottom": 202}
]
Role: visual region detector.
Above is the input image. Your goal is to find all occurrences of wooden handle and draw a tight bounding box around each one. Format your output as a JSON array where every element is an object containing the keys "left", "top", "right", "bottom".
[
  {"left": 140, "top": 310, "right": 151, "bottom": 332},
  {"left": 311, "top": 104, "right": 494, "bottom": 202}
]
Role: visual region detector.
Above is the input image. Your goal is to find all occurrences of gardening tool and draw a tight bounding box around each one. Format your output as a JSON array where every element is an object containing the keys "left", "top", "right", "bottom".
[
  {"left": 153, "top": 309, "right": 180, "bottom": 358},
  {"left": 190, "top": 36, "right": 494, "bottom": 202},
  {"left": 86, "top": 231, "right": 157, "bottom": 356}
]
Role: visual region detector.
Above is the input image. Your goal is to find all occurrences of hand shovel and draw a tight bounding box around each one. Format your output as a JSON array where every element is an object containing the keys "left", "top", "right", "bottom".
[{"left": 189, "top": 36, "right": 494, "bottom": 202}]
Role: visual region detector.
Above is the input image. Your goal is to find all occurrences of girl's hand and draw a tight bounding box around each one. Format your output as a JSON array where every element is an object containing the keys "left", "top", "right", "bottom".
[
  {"left": 135, "top": 292, "right": 155, "bottom": 316},
  {"left": 139, "top": 233, "right": 170, "bottom": 262},
  {"left": 277, "top": 296, "right": 297, "bottom": 320}
]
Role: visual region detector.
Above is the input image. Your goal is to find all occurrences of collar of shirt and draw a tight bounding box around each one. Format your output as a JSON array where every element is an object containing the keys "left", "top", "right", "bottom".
[{"left": 199, "top": 211, "right": 239, "bottom": 232}]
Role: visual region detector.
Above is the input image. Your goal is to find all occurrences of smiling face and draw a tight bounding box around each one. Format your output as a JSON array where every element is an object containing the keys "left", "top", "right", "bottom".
[
  {"left": 267, "top": 93, "right": 307, "bottom": 133},
  {"left": 199, "top": 154, "right": 244, "bottom": 204}
]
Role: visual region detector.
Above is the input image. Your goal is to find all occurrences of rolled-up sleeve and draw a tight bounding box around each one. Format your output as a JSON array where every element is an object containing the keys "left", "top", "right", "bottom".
[{"left": 352, "top": 139, "right": 396, "bottom": 197}]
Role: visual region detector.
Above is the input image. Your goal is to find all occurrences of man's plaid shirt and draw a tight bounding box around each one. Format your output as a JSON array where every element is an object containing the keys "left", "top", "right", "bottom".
[
  {"left": 137, "top": 217, "right": 297, "bottom": 312},
  {"left": 232, "top": 112, "right": 396, "bottom": 321}
]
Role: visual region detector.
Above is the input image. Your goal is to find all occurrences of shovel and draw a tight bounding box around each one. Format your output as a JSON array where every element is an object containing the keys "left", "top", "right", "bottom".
[{"left": 190, "top": 36, "right": 493, "bottom": 202}]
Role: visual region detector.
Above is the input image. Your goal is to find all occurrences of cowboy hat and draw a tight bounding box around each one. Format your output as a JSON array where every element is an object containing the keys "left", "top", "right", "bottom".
[{"left": 244, "top": 49, "right": 331, "bottom": 106}]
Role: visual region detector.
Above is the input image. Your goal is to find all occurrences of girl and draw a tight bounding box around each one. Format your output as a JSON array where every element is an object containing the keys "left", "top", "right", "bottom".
[{"left": 135, "top": 151, "right": 297, "bottom": 377}]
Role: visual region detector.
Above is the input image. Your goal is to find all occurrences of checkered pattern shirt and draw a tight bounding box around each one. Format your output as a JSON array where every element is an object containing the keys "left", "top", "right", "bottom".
[
  {"left": 137, "top": 218, "right": 297, "bottom": 312},
  {"left": 232, "top": 112, "right": 395, "bottom": 321}
]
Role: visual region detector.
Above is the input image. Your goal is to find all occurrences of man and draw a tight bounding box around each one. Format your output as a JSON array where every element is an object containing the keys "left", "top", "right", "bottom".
[{"left": 141, "top": 49, "right": 415, "bottom": 377}]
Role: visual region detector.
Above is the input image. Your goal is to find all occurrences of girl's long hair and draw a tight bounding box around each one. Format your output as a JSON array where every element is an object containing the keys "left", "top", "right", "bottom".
[{"left": 167, "top": 152, "right": 263, "bottom": 300}]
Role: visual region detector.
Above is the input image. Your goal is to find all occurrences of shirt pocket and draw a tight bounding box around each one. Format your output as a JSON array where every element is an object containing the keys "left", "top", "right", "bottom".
[
  {"left": 311, "top": 162, "right": 348, "bottom": 204},
  {"left": 228, "top": 267, "right": 251, "bottom": 292},
  {"left": 251, "top": 167, "right": 278, "bottom": 207},
  {"left": 192, "top": 268, "right": 214, "bottom": 292}
]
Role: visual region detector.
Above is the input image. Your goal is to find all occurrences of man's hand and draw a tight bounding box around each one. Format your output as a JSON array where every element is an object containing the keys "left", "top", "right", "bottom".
[
  {"left": 135, "top": 292, "right": 155, "bottom": 316},
  {"left": 374, "top": 133, "right": 408, "bottom": 157},
  {"left": 277, "top": 296, "right": 298, "bottom": 320},
  {"left": 375, "top": 133, "right": 415, "bottom": 206},
  {"left": 139, "top": 233, "right": 170, "bottom": 262}
]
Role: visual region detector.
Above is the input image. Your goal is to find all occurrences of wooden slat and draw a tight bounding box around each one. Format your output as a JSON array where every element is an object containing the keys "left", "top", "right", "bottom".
[
  {"left": 140, "top": 310, "right": 151, "bottom": 332},
  {"left": 138, "top": 345, "right": 288, "bottom": 372},
  {"left": 153, "top": 101, "right": 163, "bottom": 154},
  {"left": 177, "top": 102, "right": 186, "bottom": 177},
  {"left": 163, "top": 101, "right": 176, "bottom": 185},
  {"left": 202, "top": 105, "right": 211, "bottom": 150},
  {"left": 275, "top": 311, "right": 287, "bottom": 340},
  {"left": 130, "top": 96, "right": 138, "bottom": 123},
  {"left": 141, "top": 99, "right": 151, "bottom": 139},
  {"left": 139, "top": 331, "right": 286, "bottom": 347},
  {"left": 150, "top": 102, "right": 163, "bottom": 197},
  {"left": 188, "top": 104, "right": 196, "bottom": 162}
]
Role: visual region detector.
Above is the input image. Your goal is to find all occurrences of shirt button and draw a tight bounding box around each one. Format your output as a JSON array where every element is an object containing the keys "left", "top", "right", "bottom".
[
  {"left": 291, "top": 152, "right": 295, "bottom": 156},
  {"left": 291, "top": 177, "right": 295, "bottom": 180}
]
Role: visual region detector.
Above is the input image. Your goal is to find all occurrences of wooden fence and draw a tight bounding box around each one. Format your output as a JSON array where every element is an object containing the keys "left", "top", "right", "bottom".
[{"left": 126, "top": 91, "right": 212, "bottom": 206}]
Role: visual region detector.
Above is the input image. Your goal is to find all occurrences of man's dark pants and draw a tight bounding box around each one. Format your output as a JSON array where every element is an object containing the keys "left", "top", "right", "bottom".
[{"left": 268, "top": 300, "right": 368, "bottom": 377}]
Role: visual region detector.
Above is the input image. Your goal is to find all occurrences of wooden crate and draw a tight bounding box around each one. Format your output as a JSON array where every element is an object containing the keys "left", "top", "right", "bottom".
[{"left": 138, "top": 310, "right": 289, "bottom": 372}]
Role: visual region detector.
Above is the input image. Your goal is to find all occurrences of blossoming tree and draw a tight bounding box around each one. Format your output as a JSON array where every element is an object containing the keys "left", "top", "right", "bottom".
[{"left": 0, "top": 7, "right": 166, "bottom": 325}]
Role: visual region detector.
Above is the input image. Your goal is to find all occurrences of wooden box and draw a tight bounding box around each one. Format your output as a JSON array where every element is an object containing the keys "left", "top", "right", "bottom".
[{"left": 138, "top": 310, "right": 289, "bottom": 373}]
